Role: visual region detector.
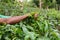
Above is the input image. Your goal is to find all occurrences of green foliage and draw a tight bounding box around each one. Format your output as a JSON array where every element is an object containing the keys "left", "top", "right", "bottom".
[
  {"left": 0, "top": 0, "right": 23, "bottom": 16},
  {"left": 0, "top": 0, "right": 60, "bottom": 40},
  {"left": 56, "top": 0, "right": 60, "bottom": 4},
  {"left": 0, "top": 9, "right": 60, "bottom": 40},
  {"left": 33, "top": 0, "right": 39, "bottom": 7}
]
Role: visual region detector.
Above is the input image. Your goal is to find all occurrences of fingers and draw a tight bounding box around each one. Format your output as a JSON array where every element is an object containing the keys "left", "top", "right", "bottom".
[
  {"left": 24, "top": 13, "right": 39, "bottom": 19},
  {"left": 34, "top": 13, "right": 38, "bottom": 19}
]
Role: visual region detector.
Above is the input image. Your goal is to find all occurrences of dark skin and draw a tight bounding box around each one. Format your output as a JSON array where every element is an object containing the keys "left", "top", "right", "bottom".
[{"left": 0, "top": 13, "right": 38, "bottom": 24}]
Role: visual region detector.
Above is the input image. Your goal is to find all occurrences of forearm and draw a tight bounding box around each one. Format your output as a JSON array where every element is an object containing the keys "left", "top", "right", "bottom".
[
  {"left": 0, "top": 18, "right": 7, "bottom": 24},
  {"left": 0, "top": 14, "right": 28, "bottom": 24},
  {"left": 6, "top": 14, "right": 29, "bottom": 24},
  {"left": 0, "top": 13, "right": 38, "bottom": 24}
]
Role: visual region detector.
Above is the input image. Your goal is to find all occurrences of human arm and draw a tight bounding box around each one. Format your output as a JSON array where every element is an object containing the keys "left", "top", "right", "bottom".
[{"left": 0, "top": 13, "right": 38, "bottom": 24}]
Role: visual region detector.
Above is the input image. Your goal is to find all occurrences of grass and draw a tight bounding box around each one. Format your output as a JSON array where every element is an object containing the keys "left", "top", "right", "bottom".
[{"left": 0, "top": 8, "right": 60, "bottom": 40}]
